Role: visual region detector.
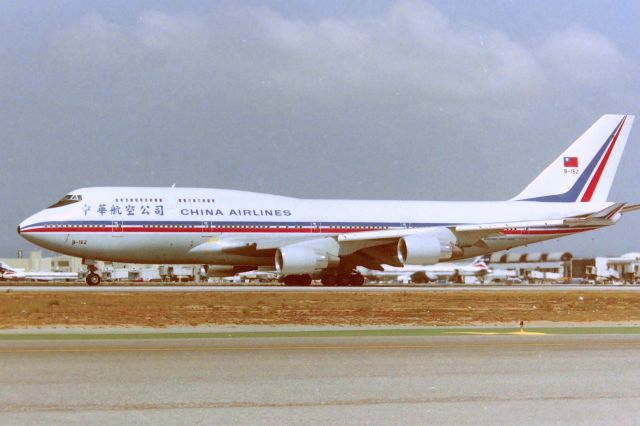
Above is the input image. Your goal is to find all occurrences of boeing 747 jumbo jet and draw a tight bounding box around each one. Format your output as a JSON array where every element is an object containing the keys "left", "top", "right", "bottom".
[{"left": 18, "top": 115, "right": 637, "bottom": 286}]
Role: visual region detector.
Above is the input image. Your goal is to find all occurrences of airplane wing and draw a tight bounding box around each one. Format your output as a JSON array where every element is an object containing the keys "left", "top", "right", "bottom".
[
  {"left": 190, "top": 203, "right": 629, "bottom": 271},
  {"left": 189, "top": 235, "right": 310, "bottom": 256},
  {"left": 339, "top": 202, "right": 629, "bottom": 252},
  {"left": 336, "top": 218, "right": 567, "bottom": 253},
  {"left": 333, "top": 205, "right": 627, "bottom": 269}
]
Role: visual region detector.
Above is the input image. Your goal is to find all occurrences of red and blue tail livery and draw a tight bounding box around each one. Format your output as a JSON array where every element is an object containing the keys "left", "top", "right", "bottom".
[{"left": 513, "top": 115, "right": 633, "bottom": 203}]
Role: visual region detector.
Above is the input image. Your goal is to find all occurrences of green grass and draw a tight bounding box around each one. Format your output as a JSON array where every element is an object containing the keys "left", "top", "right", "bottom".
[{"left": 2, "top": 326, "right": 640, "bottom": 340}]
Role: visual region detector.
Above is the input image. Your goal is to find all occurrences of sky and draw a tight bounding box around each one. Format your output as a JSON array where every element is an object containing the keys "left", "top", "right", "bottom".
[{"left": 1, "top": 0, "right": 639, "bottom": 258}]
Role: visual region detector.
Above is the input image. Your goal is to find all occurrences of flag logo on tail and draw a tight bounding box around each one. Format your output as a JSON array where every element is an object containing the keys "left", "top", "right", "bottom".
[{"left": 563, "top": 156, "right": 578, "bottom": 167}]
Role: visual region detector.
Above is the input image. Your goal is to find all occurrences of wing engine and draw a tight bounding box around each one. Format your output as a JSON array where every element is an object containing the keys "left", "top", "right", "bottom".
[
  {"left": 397, "top": 233, "right": 461, "bottom": 265},
  {"left": 276, "top": 246, "right": 328, "bottom": 274},
  {"left": 275, "top": 238, "right": 340, "bottom": 274}
]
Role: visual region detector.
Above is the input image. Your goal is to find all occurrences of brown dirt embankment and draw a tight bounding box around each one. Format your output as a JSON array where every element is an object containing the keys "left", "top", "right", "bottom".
[{"left": 2, "top": 290, "right": 640, "bottom": 329}]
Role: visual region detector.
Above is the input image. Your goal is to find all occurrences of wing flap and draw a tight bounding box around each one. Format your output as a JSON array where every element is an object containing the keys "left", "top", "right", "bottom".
[{"left": 336, "top": 227, "right": 426, "bottom": 242}]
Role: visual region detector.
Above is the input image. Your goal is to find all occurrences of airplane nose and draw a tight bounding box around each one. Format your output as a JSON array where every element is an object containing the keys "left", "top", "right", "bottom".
[
  {"left": 18, "top": 218, "right": 31, "bottom": 235},
  {"left": 18, "top": 214, "right": 48, "bottom": 247},
  {"left": 18, "top": 215, "right": 39, "bottom": 239}
]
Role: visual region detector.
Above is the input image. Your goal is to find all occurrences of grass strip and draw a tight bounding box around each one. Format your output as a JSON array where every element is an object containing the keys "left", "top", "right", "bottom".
[{"left": 2, "top": 326, "right": 640, "bottom": 341}]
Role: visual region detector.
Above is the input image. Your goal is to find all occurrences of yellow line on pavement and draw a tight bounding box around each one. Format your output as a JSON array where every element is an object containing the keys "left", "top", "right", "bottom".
[{"left": 447, "top": 330, "right": 547, "bottom": 335}]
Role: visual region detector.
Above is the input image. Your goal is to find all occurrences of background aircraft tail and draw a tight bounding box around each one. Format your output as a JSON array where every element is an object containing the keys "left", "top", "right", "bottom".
[
  {"left": 0, "top": 261, "right": 15, "bottom": 273},
  {"left": 512, "top": 114, "right": 634, "bottom": 202},
  {"left": 471, "top": 256, "right": 489, "bottom": 270}
]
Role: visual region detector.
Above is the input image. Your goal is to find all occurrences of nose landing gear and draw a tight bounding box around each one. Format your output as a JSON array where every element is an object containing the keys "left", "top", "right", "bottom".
[
  {"left": 84, "top": 262, "right": 101, "bottom": 286},
  {"left": 86, "top": 272, "right": 101, "bottom": 286}
]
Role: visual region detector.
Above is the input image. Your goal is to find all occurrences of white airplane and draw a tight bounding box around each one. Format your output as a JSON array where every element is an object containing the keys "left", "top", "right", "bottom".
[
  {"left": 0, "top": 261, "right": 78, "bottom": 282},
  {"left": 18, "top": 115, "right": 638, "bottom": 286},
  {"left": 223, "top": 269, "right": 279, "bottom": 283},
  {"left": 357, "top": 257, "right": 490, "bottom": 284}
]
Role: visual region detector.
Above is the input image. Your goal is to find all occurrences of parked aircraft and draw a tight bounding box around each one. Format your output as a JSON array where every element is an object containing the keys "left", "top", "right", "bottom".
[
  {"left": 0, "top": 261, "right": 78, "bottom": 282},
  {"left": 18, "top": 115, "right": 637, "bottom": 286},
  {"left": 223, "top": 269, "right": 279, "bottom": 283},
  {"left": 485, "top": 268, "right": 519, "bottom": 282},
  {"left": 357, "top": 257, "right": 489, "bottom": 283}
]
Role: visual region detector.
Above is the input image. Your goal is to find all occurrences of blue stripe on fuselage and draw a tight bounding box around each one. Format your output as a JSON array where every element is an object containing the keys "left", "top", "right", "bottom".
[{"left": 20, "top": 220, "right": 459, "bottom": 231}]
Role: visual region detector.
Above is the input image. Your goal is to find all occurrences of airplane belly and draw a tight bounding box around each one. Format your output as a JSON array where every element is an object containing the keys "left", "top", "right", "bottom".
[{"left": 54, "top": 232, "right": 274, "bottom": 265}]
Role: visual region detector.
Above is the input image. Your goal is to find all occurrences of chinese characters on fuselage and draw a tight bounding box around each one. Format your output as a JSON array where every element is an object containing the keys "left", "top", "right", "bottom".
[
  {"left": 95, "top": 204, "right": 165, "bottom": 216},
  {"left": 90, "top": 204, "right": 292, "bottom": 217}
]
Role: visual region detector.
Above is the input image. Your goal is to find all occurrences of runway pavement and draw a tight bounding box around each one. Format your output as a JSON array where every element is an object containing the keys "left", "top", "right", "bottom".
[
  {"left": 2, "top": 333, "right": 640, "bottom": 425},
  {"left": 3, "top": 284, "right": 640, "bottom": 292}
]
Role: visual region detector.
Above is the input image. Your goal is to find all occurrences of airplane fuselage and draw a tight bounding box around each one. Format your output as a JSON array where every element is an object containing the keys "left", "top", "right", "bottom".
[{"left": 19, "top": 187, "right": 611, "bottom": 265}]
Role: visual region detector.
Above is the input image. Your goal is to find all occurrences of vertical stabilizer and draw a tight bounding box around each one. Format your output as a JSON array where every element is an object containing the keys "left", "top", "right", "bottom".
[
  {"left": 512, "top": 115, "right": 634, "bottom": 202},
  {"left": 0, "top": 261, "right": 15, "bottom": 273}
]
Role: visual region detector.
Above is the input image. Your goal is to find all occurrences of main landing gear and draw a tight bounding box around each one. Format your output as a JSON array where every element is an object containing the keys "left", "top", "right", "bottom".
[
  {"left": 85, "top": 264, "right": 101, "bottom": 286},
  {"left": 320, "top": 272, "right": 364, "bottom": 287},
  {"left": 280, "top": 272, "right": 365, "bottom": 287},
  {"left": 282, "top": 274, "right": 312, "bottom": 286}
]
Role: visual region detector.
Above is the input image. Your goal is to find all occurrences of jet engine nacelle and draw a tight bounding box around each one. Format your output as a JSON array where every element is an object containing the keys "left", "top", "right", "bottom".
[
  {"left": 275, "top": 246, "right": 331, "bottom": 274},
  {"left": 397, "top": 234, "right": 454, "bottom": 265}
]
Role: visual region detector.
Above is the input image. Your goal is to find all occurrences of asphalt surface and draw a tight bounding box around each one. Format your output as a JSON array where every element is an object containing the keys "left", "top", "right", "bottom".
[
  {"left": 3, "top": 284, "right": 640, "bottom": 292},
  {"left": 2, "top": 334, "right": 640, "bottom": 425}
]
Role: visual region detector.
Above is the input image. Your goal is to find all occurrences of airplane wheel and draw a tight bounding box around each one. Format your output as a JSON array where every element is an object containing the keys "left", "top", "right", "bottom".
[
  {"left": 321, "top": 274, "right": 338, "bottom": 286},
  {"left": 86, "top": 273, "right": 101, "bottom": 286},
  {"left": 283, "top": 275, "right": 311, "bottom": 286},
  {"left": 350, "top": 273, "right": 365, "bottom": 286},
  {"left": 336, "top": 274, "right": 351, "bottom": 287}
]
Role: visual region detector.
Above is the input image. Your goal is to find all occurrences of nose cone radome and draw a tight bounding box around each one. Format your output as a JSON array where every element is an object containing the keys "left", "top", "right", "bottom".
[
  {"left": 17, "top": 212, "right": 47, "bottom": 245},
  {"left": 19, "top": 213, "right": 37, "bottom": 232}
]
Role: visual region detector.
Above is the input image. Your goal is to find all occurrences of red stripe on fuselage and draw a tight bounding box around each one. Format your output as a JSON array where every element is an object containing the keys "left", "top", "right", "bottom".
[
  {"left": 23, "top": 226, "right": 595, "bottom": 236},
  {"left": 20, "top": 226, "right": 381, "bottom": 234},
  {"left": 500, "top": 228, "right": 594, "bottom": 235}
]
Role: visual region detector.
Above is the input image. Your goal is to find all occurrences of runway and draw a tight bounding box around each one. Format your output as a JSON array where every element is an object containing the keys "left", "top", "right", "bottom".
[
  {"left": 3, "top": 284, "right": 640, "bottom": 293},
  {"left": 2, "top": 333, "right": 640, "bottom": 424}
]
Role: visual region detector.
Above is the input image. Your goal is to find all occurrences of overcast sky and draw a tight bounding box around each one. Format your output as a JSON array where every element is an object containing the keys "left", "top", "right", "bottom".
[{"left": 1, "top": 1, "right": 639, "bottom": 258}]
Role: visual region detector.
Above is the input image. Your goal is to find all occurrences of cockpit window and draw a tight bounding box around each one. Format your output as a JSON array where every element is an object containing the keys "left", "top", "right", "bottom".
[{"left": 48, "top": 194, "right": 82, "bottom": 209}]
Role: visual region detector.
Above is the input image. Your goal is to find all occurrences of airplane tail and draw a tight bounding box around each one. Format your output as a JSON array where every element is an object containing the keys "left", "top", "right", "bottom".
[
  {"left": 0, "top": 261, "right": 15, "bottom": 273},
  {"left": 471, "top": 256, "right": 488, "bottom": 270},
  {"left": 512, "top": 115, "right": 634, "bottom": 202}
]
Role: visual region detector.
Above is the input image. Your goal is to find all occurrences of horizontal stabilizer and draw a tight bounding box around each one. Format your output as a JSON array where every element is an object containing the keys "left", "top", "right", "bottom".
[
  {"left": 563, "top": 203, "right": 626, "bottom": 227},
  {"left": 622, "top": 204, "right": 640, "bottom": 214}
]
